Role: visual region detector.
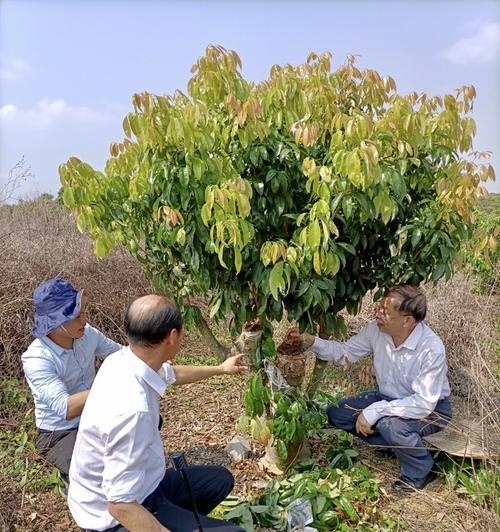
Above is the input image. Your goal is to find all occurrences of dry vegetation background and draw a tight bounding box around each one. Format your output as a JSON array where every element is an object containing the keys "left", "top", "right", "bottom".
[{"left": 0, "top": 197, "right": 498, "bottom": 531}]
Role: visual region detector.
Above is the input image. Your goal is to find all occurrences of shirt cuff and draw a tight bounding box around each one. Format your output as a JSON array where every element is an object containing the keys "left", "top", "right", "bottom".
[
  {"left": 310, "top": 337, "right": 333, "bottom": 361},
  {"left": 159, "top": 362, "right": 177, "bottom": 387},
  {"left": 362, "top": 401, "right": 387, "bottom": 426}
]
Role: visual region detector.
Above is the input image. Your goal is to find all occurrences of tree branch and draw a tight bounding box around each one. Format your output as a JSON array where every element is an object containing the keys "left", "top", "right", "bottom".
[{"left": 194, "top": 315, "right": 230, "bottom": 362}]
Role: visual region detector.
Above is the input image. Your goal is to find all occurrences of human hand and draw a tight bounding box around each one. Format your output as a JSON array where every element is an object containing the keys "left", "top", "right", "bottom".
[
  {"left": 355, "top": 412, "right": 374, "bottom": 436},
  {"left": 219, "top": 353, "right": 248, "bottom": 375}
]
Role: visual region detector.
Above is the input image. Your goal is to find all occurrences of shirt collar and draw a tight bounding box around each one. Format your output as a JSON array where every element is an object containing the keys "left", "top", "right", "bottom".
[
  {"left": 397, "top": 321, "right": 424, "bottom": 351},
  {"left": 124, "top": 347, "right": 168, "bottom": 396},
  {"left": 40, "top": 335, "right": 70, "bottom": 356}
]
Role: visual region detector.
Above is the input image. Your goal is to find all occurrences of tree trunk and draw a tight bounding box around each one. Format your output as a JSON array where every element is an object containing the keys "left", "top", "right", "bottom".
[
  {"left": 276, "top": 333, "right": 306, "bottom": 388},
  {"left": 262, "top": 437, "right": 311, "bottom": 473},
  {"left": 194, "top": 316, "right": 230, "bottom": 362},
  {"left": 306, "top": 316, "right": 329, "bottom": 393}
]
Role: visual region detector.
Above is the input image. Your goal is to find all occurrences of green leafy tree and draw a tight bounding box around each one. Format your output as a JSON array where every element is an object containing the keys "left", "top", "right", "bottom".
[
  {"left": 462, "top": 206, "right": 499, "bottom": 293},
  {"left": 60, "top": 46, "right": 493, "bottom": 355}
]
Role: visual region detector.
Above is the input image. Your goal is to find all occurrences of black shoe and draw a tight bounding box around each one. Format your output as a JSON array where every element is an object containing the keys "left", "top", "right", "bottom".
[
  {"left": 374, "top": 448, "right": 396, "bottom": 459},
  {"left": 392, "top": 471, "right": 437, "bottom": 494}
]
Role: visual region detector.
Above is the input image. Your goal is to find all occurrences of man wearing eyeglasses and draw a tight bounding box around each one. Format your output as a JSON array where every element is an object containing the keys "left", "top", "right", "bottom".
[
  {"left": 289, "top": 284, "right": 452, "bottom": 493},
  {"left": 21, "top": 279, "right": 122, "bottom": 486}
]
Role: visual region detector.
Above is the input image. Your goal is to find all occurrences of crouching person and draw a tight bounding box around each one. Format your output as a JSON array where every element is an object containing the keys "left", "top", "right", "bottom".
[
  {"left": 68, "top": 294, "right": 246, "bottom": 532},
  {"left": 21, "top": 279, "right": 122, "bottom": 485},
  {"left": 293, "top": 285, "right": 452, "bottom": 493}
]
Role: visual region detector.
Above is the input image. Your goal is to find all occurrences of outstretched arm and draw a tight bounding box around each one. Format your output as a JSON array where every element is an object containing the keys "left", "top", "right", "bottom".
[
  {"left": 287, "top": 322, "right": 376, "bottom": 365},
  {"left": 172, "top": 353, "right": 247, "bottom": 385}
]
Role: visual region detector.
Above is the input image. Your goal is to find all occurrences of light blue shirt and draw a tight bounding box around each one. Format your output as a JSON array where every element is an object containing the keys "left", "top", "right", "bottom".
[
  {"left": 21, "top": 325, "right": 122, "bottom": 431},
  {"left": 311, "top": 320, "right": 451, "bottom": 425}
]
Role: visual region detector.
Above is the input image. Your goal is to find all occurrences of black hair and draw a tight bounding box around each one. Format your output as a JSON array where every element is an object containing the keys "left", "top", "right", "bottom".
[
  {"left": 384, "top": 285, "right": 427, "bottom": 322},
  {"left": 124, "top": 296, "right": 182, "bottom": 347}
]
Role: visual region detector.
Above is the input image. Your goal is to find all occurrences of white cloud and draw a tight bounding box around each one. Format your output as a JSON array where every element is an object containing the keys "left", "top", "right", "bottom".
[
  {"left": 443, "top": 22, "right": 500, "bottom": 64},
  {"left": 0, "top": 58, "right": 31, "bottom": 81},
  {"left": 0, "top": 98, "right": 106, "bottom": 129}
]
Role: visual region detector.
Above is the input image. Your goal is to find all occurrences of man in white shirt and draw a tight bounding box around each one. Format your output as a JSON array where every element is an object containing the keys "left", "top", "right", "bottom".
[
  {"left": 295, "top": 285, "right": 451, "bottom": 493},
  {"left": 22, "top": 279, "right": 122, "bottom": 484},
  {"left": 68, "top": 294, "right": 246, "bottom": 532}
]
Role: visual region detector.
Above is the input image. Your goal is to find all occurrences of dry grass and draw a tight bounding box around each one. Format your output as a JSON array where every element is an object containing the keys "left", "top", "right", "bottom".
[{"left": 0, "top": 198, "right": 150, "bottom": 379}]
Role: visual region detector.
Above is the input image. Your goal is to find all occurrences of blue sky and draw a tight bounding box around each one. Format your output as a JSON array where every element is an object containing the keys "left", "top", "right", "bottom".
[{"left": 1, "top": 0, "right": 499, "bottom": 198}]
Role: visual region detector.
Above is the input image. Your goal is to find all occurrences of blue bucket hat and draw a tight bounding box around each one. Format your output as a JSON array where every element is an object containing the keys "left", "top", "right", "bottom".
[{"left": 32, "top": 279, "right": 84, "bottom": 338}]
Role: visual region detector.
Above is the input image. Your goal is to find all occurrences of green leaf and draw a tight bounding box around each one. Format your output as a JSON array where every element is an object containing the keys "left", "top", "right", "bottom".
[
  {"left": 277, "top": 439, "right": 288, "bottom": 460},
  {"left": 209, "top": 295, "right": 223, "bottom": 319},
  {"left": 94, "top": 236, "right": 108, "bottom": 259},
  {"left": 76, "top": 212, "right": 87, "bottom": 233},
  {"left": 313, "top": 251, "right": 321, "bottom": 274},
  {"left": 316, "top": 495, "right": 327, "bottom": 514},
  {"left": 176, "top": 227, "right": 186, "bottom": 246},
  {"left": 269, "top": 261, "right": 284, "bottom": 301},
  {"left": 192, "top": 158, "right": 204, "bottom": 179},
  {"left": 338, "top": 242, "right": 356, "bottom": 255},
  {"left": 249, "top": 148, "right": 260, "bottom": 166},
  {"left": 411, "top": 229, "right": 422, "bottom": 248},
  {"left": 374, "top": 190, "right": 394, "bottom": 224},
  {"left": 237, "top": 194, "right": 251, "bottom": 217},
  {"left": 234, "top": 246, "right": 242, "bottom": 273},
  {"left": 201, "top": 204, "right": 211, "bottom": 226},
  {"left": 326, "top": 252, "right": 340, "bottom": 276},
  {"left": 62, "top": 187, "right": 75, "bottom": 209},
  {"left": 296, "top": 213, "right": 307, "bottom": 226},
  {"left": 338, "top": 496, "right": 359, "bottom": 521},
  {"left": 321, "top": 510, "right": 340, "bottom": 527},
  {"left": 308, "top": 221, "right": 321, "bottom": 249},
  {"left": 432, "top": 263, "right": 446, "bottom": 282}
]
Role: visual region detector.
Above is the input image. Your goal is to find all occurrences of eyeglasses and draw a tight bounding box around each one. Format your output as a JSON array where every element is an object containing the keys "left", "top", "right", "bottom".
[{"left": 375, "top": 304, "right": 412, "bottom": 319}]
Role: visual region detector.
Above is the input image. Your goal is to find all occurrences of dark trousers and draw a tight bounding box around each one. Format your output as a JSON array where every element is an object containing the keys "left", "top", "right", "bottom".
[
  {"left": 87, "top": 466, "right": 244, "bottom": 532},
  {"left": 37, "top": 427, "right": 78, "bottom": 482},
  {"left": 327, "top": 391, "right": 452, "bottom": 482}
]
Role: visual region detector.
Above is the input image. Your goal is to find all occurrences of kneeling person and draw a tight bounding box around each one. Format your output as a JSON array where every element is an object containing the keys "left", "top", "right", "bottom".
[
  {"left": 297, "top": 285, "right": 452, "bottom": 493},
  {"left": 21, "top": 279, "right": 122, "bottom": 483},
  {"left": 68, "top": 294, "right": 246, "bottom": 532}
]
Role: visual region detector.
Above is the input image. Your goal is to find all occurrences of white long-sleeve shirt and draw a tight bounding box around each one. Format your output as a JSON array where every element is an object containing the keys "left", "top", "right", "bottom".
[
  {"left": 68, "top": 347, "right": 177, "bottom": 531},
  {"left": 311, "top": 320, "right": 451, "bottom": 426}
]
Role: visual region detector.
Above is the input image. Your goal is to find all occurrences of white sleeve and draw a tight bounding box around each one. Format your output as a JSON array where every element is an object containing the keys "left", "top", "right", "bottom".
[
  {"left": 310, "top": 322, "right": 375, "bottom": 364},
  {"left": 158, "top": 362, "right": 177, "bottom": 387},
  {"left": 102, "top": 412, "right": 155, "bottom": 503},
  {"left": 362, "top": 350, "right": 447, "bottom": 425}
]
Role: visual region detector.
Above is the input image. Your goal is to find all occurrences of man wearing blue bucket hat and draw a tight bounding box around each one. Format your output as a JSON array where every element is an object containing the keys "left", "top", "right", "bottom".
[{"left": 21, "top": 278, "right": 122, "bottom": 484}]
